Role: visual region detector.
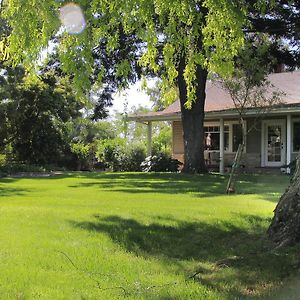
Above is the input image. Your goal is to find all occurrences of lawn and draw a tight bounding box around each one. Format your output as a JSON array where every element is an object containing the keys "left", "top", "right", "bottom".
[{"left": 0, "top": 172, "right": 299, "bottom": 299}]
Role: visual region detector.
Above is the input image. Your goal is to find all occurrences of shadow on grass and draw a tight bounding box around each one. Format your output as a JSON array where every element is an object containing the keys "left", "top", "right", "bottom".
[
  {"left": 70, "top": 214, "right": 299, "bottom": 298},
  {"left": 68, "top": 172, "right": 288, "bottom": 201},
  {"left": 0, "top": 186, "right": 30, "bottom": 197},
  {"left": 0, "top": 178, "right": 32, "bottom": 197}
]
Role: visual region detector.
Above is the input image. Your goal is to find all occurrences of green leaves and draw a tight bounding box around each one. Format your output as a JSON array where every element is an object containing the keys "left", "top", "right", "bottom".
[{"left": 1, "top": 0, "right": 250, "bottom": 106}]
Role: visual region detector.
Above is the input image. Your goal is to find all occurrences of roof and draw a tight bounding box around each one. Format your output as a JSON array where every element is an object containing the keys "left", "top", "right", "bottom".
[{"left": 129, "top": 71, "right": 300, "bottom": 122}]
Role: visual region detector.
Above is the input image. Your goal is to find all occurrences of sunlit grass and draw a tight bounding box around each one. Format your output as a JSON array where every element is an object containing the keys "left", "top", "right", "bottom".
[{"left": 0, "top": 172, "right": 299, "bottom": 299}]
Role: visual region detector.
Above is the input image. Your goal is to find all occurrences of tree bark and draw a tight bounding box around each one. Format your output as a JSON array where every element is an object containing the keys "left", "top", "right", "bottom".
[
  {"left": 268, "top": 154, "right": 300, "bottom": 247},
  {"left": 177, "top": 55, "right": 208, "bottom": 174}
]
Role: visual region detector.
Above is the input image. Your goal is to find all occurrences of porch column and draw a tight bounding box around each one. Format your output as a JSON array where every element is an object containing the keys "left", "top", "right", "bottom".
[
  {"left": 219, "top": 118, "right": 225, "bottom": 174},
  {"left": 286, "top": 114, "right": 292, "bottom": 174},
  {"left": 147, "top": 121, "right": 152, "bottom": 157}
]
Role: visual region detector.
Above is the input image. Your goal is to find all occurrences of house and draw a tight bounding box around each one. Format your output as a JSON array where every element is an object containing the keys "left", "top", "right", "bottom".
[{"left": 129, "top": 71, "right": 300, "bottom": 174}]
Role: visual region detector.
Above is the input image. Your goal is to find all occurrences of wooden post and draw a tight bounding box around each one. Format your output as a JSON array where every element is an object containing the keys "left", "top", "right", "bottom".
[
  {"left": 286, "top": 114, "right": 292, "bottom": 174},
  {"left": 147, "top": 121, "right": 152, "bottom": 157},
  {"left": 219, "top": 118, "right": 225, "bottom": 174}
]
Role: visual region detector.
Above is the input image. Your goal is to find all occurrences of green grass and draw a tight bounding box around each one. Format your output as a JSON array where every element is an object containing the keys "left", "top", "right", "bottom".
[{"left": 0, "top": 172, "right": 299, "bottom": 299}]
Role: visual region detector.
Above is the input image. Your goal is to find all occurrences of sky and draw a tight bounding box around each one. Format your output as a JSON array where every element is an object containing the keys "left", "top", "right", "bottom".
[{"left": 109, "top": 80, "right": 155, "bottom": 115}]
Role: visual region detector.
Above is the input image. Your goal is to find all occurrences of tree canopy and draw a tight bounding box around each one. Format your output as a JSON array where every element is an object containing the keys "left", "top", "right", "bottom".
[
  {"left": 1, "top": 0, "right": 247, "bottom": 106},
  {"left": 1, "top": 0, "right": 299, "bottom": 173}
]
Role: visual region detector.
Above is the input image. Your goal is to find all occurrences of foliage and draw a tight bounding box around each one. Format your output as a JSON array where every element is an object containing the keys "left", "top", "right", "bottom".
[
  {"left": 0, "top": 162, "right": 46, "bottom": 175},
  {"left": 1, "top": 0, "right": 248, "bottom": 106},
  {"left": 152, "top": 125, "right": 172, "bottom": 155},
  {"left": 96, "top": 138, "right": 146, "bottom": 172},
  {"left": 248, "top": 1, "right": 300, "bottom": 68},
  {"left": 0, "top": 68, "right": 84, "bottom": 166},
  {"left": 222, "top": 39, "right": 284, "bottom": 113},
  {"left": 143, "top": 79, "right": 178, "bottom": 112},
  {"left": 96, "top": 138, "right": 125, "bottom": 171},
  {"left": 0, "top": 154, "right": 6, "bottom": 166},
  {"left": 70, "top": 142, "right": 92, "bottom": 170},
  {"left": 141, "top": 153, "right": 182, "bottom": 172},
  {"left": 123, "top": 144, "right": 147, "bottom": 172},
  {"left": 69, "top": 118, "right": 117, "bottom": 145}
]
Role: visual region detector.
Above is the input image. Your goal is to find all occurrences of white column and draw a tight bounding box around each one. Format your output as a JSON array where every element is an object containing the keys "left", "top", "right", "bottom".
[
  {"left": 286, "top": 114, "right": 292, "bottom": 174},
  {"left": 147, "top": 121, "right": 152, "bottom": 157},
  {"left": 219, "top": 118, "right": 225, "bottom": 174}
]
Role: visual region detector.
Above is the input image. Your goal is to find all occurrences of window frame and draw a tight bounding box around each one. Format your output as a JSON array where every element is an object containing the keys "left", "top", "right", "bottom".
[{"left": 203, "top": 120, "right": 246, "bottom": 153}]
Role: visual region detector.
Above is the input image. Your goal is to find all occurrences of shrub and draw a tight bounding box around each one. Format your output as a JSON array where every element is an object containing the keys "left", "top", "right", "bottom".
[
  {"left": 122, "top": 144, "right": 146, "bottom": 171},
  {"left": 70, "top": 142, "right": 93, "bottom": 170},
  {"left": 0, "top": 154, "right": 6, "bottom": 166},
  {"left": 96, "top": 139, "right": 146, "bottom": 172},
  {"left": 141, "top": 153, "right": 182, "bottom": 172},
  {"left": 0, "top": 162, "right": 46, "bottom": 175},
  {"left": 96, "top": 138, "right": 125, "bottom": 171}
]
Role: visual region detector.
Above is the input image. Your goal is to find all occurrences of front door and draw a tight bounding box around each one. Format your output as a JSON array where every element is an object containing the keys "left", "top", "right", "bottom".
[{"left": 264, "top": 120, "right": 286, "bottom": 167}]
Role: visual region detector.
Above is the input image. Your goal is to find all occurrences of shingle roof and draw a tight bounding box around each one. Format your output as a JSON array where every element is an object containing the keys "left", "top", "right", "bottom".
[{"left": 129, "top": 71, "right": 300, "bottom": 121}]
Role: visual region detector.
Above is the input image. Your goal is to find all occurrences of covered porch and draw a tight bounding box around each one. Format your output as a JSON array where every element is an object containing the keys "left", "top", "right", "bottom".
[{"left": 129, "top": 104, "right": 300, "bottom": 174}]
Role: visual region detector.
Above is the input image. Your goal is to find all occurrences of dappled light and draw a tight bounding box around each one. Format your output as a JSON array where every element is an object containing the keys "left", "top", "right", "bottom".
[{"left": 70, "top": 214, "right": 300, "bottom": 298}]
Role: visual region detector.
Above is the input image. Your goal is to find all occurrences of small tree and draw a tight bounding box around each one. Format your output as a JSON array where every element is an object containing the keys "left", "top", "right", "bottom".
[{"left": 219, "top": 42, "right": 284, "bottom": 193}]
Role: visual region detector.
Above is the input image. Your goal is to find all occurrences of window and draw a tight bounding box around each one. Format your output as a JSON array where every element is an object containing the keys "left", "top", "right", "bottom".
[
  {"left": 293, "top": 122, "right": 300, "bottom": 152},
  {"left": 232, "top": 124, "right": 243, "bottom": 152},
  {"left": 203, "top": 122, "right": 245, "bottom": 152},
  {"left": 204, "top": 125, "right": 229, "bottom": 151}
]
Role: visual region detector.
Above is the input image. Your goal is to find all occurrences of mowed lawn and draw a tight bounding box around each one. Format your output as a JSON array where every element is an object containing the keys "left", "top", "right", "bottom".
[{"left": 0, "top": 172, "right": 299, "bottom": 299}]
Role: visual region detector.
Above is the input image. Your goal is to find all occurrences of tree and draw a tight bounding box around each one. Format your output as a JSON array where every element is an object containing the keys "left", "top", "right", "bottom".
[
  {"left": 247, "top": 0, "right": 300, "bottom": 67},
  {"left": 144, "top": 79, "right": 177, "bottom": 112},
  {"left": 219, "top": 40, "right": 284, "bottom": 193},
  {"left": 0, "top": 0, "right": 246, "bottom": 173},
  {"left": 0, "top": 67, "right": 83, "bottom": 166}
]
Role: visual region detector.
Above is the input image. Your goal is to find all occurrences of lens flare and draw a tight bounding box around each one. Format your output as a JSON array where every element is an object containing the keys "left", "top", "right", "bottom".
[{"left": 59, "top": 3, "right": 86, "bottom": 34}]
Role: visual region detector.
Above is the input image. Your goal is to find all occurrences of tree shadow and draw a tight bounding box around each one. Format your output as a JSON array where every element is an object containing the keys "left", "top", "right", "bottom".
[
  {"left": 0, "top": 186, "right": 30, "bottom": 197},
  {"left": 69, "top": 214, "right": 299, "bottom": 298},
  {"left": 0, "top": 178, "right": 31, "bottom": 197},
  {"left": 67, "top": 172, "right": 287, "bottom": 201}
]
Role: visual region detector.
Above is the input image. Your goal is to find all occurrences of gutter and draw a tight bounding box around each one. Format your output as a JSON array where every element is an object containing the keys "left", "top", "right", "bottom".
[{"left": 128, "top": 106, "right": 300, "bottom": 122}]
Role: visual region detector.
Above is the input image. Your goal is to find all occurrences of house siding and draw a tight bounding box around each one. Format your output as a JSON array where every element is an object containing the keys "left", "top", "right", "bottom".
[
  {"left": 172, "top": 121, "right": 184, "bottom": 155},
  {"left": 246, "top": 118, "right": 261, "bottom": 154}
]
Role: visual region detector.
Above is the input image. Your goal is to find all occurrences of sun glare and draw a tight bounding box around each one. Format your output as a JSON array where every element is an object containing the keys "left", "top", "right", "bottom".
[{"left": 59, "top": 3, "right": 86, "bottom": 35}]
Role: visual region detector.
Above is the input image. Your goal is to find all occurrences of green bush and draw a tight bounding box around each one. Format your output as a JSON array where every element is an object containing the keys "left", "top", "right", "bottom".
[
  {"left": 141, "top": 152, "right": 182, "bottom": 172},
  {"left": 96, "top": 138, "right": 124, "bottom": 171},
  {"left": 0, "top": 154, "right": 6, "bottom": 166},
  {"left": 123, "top": 144, "right": 146, "bottom": 171},
  {"left": 96, "top": 139, "right": 146, "bottom": 172},
  {"left": 0, "top": 162, "right": 46, "bottom": 174},
  {"left": 70, "top": 142, "right": 94, "bottom": 170}
]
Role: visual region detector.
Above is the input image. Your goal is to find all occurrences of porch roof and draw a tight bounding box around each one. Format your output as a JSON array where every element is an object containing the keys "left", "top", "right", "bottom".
[{"left": 129, "top": 71, "right": 300, "bottom": 122}]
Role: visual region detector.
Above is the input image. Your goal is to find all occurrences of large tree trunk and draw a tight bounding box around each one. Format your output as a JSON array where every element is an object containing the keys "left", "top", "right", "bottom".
[
  {"left": 177, "top": 55, "right": 208, "bottom": 174},
  {"left": 268, "top": 154, "right": 300, "bottom": 247}
]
